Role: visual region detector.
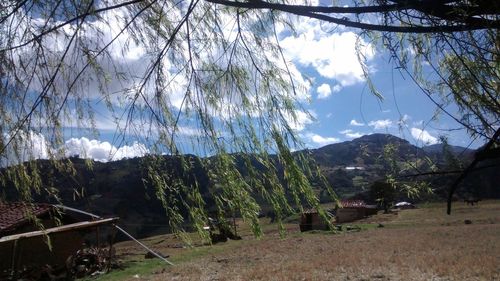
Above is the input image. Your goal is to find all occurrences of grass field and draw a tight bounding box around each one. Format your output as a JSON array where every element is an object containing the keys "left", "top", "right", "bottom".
[{"left": 91, "top": 200, "right": 500, "bottom": 281}]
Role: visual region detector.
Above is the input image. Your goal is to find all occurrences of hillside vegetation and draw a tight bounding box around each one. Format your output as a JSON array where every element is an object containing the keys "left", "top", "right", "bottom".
[{"left": 2, "top": 134, "right": 498, "bottom": 238}]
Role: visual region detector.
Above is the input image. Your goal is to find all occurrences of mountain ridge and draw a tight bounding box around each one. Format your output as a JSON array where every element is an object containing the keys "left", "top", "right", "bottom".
[{"left": 2, "top": 133, "right": 496, "bottom": 238}]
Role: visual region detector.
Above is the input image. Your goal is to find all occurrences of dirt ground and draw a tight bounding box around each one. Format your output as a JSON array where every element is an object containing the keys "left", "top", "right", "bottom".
[{"left": 113, "top": 201, "right": 500, "bottom": 281}]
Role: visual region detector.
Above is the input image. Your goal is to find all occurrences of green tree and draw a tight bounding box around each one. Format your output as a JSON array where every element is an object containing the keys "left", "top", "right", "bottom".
[
  {"left": 1, "top": 0, "right": 498, "bottom": 234},
  {"left": 374, "top": 143, "right": 434, "bottom": 208},
  {"left": 369, "top": 180, "right": 395, "bottom": 213}
]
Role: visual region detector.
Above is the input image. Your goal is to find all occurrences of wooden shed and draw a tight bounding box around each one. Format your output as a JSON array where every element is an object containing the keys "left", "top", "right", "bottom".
[
  {"left": 0, "top": 202, "right": 117, "bottom": 279},
  {"left": 299, "top": 209, "right": 331, "bottom": 232}
]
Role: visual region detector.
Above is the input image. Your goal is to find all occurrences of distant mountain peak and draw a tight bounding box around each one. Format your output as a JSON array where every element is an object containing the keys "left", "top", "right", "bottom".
[
  {"left": 422, "top": 143, "right": 473, "bottom": 155},
  {"left": 352, "top": 133, "right": 409, "bottom": 143}
]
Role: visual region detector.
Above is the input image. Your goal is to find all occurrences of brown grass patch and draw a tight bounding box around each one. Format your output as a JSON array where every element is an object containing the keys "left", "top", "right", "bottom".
[{"left": 115, "top": 201, "right": 500, "bottom": 281}]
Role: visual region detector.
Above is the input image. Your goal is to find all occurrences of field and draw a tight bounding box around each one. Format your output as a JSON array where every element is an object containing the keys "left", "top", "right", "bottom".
[{"left": 93, "top": 201, "right": 500, "bottom": 281}]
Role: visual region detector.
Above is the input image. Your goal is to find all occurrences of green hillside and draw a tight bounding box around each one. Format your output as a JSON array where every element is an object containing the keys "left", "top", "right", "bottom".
[{"left": 2, "top": 133, "right": 498, "bottom": 238}]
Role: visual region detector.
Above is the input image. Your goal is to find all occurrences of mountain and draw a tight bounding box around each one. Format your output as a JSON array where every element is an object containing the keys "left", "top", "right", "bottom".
[
  {"left": 309, "top": 134, "right": 436, "bottom": 199},
  {"left": 1, "top": 133, "right": 495, "bottom": 238},
  {"left": 423, "top": 143, "right": 473, "bottom": 155},
  {"left": 307, "top": 134, "right": 497, "bottom": 202},
  {"left": 311, "top": 134, "right": 426, "bottom": 167}
]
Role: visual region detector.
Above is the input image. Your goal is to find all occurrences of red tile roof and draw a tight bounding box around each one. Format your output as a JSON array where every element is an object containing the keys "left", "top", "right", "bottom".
[
  {"left": 0, "top": 202, "right": 53, "bottom": 234},
  {"left": 340, "top": 200, "right": 367, "bottom": 208}
]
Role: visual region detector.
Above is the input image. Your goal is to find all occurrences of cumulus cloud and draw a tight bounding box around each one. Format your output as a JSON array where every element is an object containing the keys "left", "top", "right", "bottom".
[
  {"left": 1, "top": 131, "right": 51, "bottom": 167},
  {"left": 350, "top": 119, "right": 365, "bottom": 126},
  {"left": 411, "top": 128, "right": 439, "bottom": 145},
  {"left": 340, "top": 129, "right": 363, "bottom": 139},
  {"left": 62, "top": 137, "right": 149, "bottom": 162},
  {"left": 305, "top": 133, "right": 340, "bottom": 146},
  {"left": 113, "top": 142, "right": 150, "bottom": 160},
  {"left": 14, "top": 5, "right": 292, "bottom": 119},
  {"left": 316, "top": 84, "right": 342, "bottom": 99},
  {"left": 368, "top": 119, "right": 393, "bottom": 130},
  {"left": 280, "top": 27, "right": 375, "bottom": 87},
  {"left": 12, "top": 9, "right": 159, "bottom": 107},
  {"left": 317, "top": 84, "right": 332, "bottom": 99}
]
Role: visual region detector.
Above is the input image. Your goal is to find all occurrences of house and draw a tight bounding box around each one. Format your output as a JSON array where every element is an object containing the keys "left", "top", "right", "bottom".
[
  {"left": 0, "top": 202, "right": 118, "bottom": 279},
  {"left": 335, "top": 200, "right": 378, "bottom": 223}
]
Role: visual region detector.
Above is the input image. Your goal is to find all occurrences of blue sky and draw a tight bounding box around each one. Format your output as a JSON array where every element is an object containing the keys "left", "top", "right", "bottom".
[
  {"left": 5, "top": 7, "right": 482, "bottom": 164},
  {"left": 272, "top": 16, "right": 479, "bottom": 150},
  {"left": 59, "top": 13, "right": 481, "bottom": 161},
  {"left": 299, "top": 62, "right": 474, "bottom": 148}
]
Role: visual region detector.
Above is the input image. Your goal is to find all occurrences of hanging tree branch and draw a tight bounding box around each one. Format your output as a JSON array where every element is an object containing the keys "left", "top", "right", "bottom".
[
  {"left": 206, "top": 0, "right": 500, "bottom": 33},
  {"left": 1, "top": 0, "right": 499, "bottom": 234},
  {"left": 446, "top": 127, "right": 500, "bottom": 214}
]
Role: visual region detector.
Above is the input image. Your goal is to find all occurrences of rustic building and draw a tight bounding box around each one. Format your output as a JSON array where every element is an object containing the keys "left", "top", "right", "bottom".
[
  {"left": 299, "top": 209, "right": 331, "bottom": 232},
  {"left": 335, "top": 200, "right": 378, "bottom": 223},
  {"left": 0, "top": 202, "right": 117, "bottom": 279}
]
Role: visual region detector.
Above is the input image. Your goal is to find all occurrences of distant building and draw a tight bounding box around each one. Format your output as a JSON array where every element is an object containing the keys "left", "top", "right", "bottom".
[
  {"left": 394, "top": 201, "right": 416, "bottom": 209},
  {"left": 0, "top": 202, "right": 117, "bottom": 278},
  {"left": 335, "top": 200, "right": 378, "bottom": 223},
  {"left": 299, "top": 209, "right": 331, "bottom": 232}
]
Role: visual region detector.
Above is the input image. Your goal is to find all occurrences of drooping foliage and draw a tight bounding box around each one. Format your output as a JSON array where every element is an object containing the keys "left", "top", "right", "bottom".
[
  {"left": 1, "top": 0, "right": 499, "bottom": 233},
  {"left": 0, "top": 0, "right": 334, "bottom": 236},
  {"left": 207, "top": 0, "right": 500, "bottom": 138}
]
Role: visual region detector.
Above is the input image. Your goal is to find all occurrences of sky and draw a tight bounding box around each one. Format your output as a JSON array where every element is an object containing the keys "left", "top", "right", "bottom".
[
  {"left": 274, "top": 16, "right": 480, "bottom": 151},
  {"left": 4, "top": 5, "right": 484, "bottom": 164}
]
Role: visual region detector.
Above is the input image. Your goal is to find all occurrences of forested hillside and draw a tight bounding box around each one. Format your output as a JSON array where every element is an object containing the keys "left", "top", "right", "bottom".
[{"left": 2, "top": 134, "right": 498, "bottom": 238}]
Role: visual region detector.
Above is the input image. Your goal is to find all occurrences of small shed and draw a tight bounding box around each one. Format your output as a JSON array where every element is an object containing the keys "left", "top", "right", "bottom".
[
  {"left": 299, "top": 209, "right": 331, "bottom": 232},
  {"left": 335, "top": 200, "right": 378, "bottom": 223},
  {"left": 0, "top": 202, "right": 117, "bottom": 278}
]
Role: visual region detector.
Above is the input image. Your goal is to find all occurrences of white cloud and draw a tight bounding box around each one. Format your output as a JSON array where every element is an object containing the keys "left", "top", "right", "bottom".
[
  {"left": 2, "top": 132, "right": 149, "bottom": 166},
  {"left": 305, "top": 133, "right": 340, "bottom": 146},
  {"left": 12, "top": 8, "right": 156, "bottom": 106},
  {"left": 176, "top": 126, "right": 203, "bottom": 137},
  {"left": 62, "top": 137, "right": 149, "bottom": 162},
  {"left": 7, "top": 4, "right": 319, "bottom": 151},
  {"left": 282, "top": 110, "right": 315, "bottom": 132},
  {"left": 411, "top": 128, "right": 439, "bottom": 145},
  {"left": 332, "top": 85, "right": 342, "bottom": 93},
  {"left": 368, "top": 119, "right": 393, "bottom": 130},
  {"left": 13, "top": 5, "right": 294, "bottom": 117},
  {"left": 397, "top": 114, "right": 411, "bottom": 127},
  {"left": 1, "top": 131, "right": 51, "bottom": 167},
  {"left": 340, "top": 129, "right": 363, "bottom": 139},
  {"left": 280, "top": 28, "right": 375, "bottom": 87},
  {"left": 317, "top": 84, "right": 342, "bottom": 99},
  {"left": 113, "top": 142, "right": 150, "bottom": 160},
  {"left": 350, "top": 119, "right": 365, "bottom": 126},
  {"left": 317, "top": 84, "right": 332, "bottom": 99}
]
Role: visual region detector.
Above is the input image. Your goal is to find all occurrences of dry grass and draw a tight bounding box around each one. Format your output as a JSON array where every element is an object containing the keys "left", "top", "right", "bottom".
[{"left": 112, "top": 201, "right": 500, "bottom": 281}]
